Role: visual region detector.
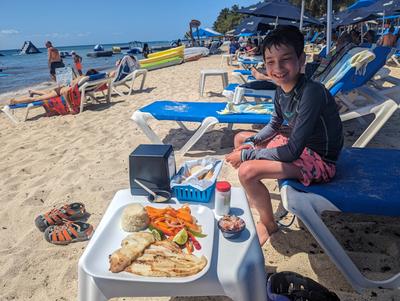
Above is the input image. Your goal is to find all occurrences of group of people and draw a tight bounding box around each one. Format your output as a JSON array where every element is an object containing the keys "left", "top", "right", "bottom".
[
  {"left": 45, "top": 41, "right": 83, "bottom": 80},
  {"left": 10, "top": 42, "right": 140, "bottom": 108}
]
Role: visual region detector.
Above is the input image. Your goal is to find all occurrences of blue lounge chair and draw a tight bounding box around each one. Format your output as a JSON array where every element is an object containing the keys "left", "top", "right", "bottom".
[
  {"left": 131, "top": 100, "right": 274, "bottom": 155},
  {"left": 279, "top": 147, "right": 400, "bottom": 292}
]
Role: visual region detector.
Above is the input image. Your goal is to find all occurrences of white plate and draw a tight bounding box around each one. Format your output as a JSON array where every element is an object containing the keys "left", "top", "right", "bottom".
[{"left": 82, "top": 203, "right": 215, "bottom": 283}]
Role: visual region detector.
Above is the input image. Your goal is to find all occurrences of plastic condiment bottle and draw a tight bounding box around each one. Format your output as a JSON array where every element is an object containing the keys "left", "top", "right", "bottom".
[{"left": 215, "top": 181, "right": 231, "bottom": 216}]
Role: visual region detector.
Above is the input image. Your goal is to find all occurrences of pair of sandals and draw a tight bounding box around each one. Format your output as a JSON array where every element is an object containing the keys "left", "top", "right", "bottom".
[{"left": 35, "top": 202, "right": 94, "bottom": 245}]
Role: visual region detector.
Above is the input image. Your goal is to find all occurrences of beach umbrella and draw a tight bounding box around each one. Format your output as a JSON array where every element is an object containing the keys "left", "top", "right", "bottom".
[
  {"left": 192, "top": 28, "right": 223, "bottom": 38},
  {"left": 237, "top": 0, "right": 321, "bottom": 25},
  {"left": 348, "top": 0, "right": 378, "bottom": 11},
  {"left": 233, "top": 16, "right": 273, "bottom": 35},
  {"left": 333, "top": 6, "right": 377, "bottom": 27}
]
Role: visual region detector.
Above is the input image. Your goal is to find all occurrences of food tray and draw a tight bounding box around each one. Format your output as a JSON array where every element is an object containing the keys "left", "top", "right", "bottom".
[
  {"left": 171, "top": 158, "right": 222, "bottom": 203},
  {"left": 82, "top": 203, "right": 215, "bottom": 283},
  {"left": 173, "top": 182, "right": 216, "bottom": 203}
]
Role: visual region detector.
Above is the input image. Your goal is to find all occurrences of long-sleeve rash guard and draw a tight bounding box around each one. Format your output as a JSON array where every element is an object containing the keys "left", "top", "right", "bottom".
[{"left": 241, "top": 75, "right": 343, "bottom": 163}]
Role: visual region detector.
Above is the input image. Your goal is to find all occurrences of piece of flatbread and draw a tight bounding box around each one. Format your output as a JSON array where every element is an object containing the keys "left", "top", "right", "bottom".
[
  {"left": 109, "top": 232, "right": 155, "bottom": 273},
  {"left": 125, "top": 240, "right": 207, "bottom": 277}
]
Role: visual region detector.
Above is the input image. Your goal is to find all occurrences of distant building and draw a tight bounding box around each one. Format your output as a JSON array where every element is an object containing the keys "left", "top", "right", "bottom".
[{"left": 20, "top": 41, "right": 41, "bottom": 54}]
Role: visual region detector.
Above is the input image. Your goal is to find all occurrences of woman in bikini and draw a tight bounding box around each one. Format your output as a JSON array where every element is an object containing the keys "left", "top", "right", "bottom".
[{"left": 9, "top": 76, "right": 82, "bottom": 105}]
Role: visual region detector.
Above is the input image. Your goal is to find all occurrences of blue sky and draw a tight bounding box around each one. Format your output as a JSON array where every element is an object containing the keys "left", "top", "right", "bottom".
[{"left": 0, "top": 0, "right": 256, "bottom": 50}]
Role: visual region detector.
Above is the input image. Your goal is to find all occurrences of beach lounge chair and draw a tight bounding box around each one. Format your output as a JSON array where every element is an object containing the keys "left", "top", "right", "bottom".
[
  {"left": 209, "top": 41, "right": 222, "bottom": 55},
  {"left": 78, "top": 73, "right": 112, "bottom": 114},
  {"left": 131, "top": 101, "right": 274, "bottom": 155},
  {"left": 279, "top": 147, "right": 400, "bottom": 292},
  {"left": 109, "top": 55, "right": 148, "bottom": 97},
  {"left": 2, "top": 73, "right": 111, "bottom": 123},
  {"left": 110, "top": 69, "right": 147, "bottom": 97}
]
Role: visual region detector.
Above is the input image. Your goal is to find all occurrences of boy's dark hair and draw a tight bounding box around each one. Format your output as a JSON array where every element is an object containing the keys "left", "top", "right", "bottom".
[{"left": 262, "top": 25, "right": 304, "bottom": 60}]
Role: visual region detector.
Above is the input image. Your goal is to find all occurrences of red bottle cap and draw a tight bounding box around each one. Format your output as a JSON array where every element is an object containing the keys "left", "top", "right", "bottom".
[{"left": 216, "top": 181, "right": 231, "bottom": 192}]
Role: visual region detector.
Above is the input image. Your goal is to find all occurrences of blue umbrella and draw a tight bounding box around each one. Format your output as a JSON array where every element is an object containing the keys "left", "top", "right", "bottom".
[
  {"left": 238, "top": 0, "right": 320, "bottom": 25},
  {"left": 233, "top": 16, "right": 273, "bottom": 35},
  {"left": 192, "top": 28, "right": 223, "bottom": 38},
  {"left": 348, "top": 0, "right": 378, "bottom": 10}
]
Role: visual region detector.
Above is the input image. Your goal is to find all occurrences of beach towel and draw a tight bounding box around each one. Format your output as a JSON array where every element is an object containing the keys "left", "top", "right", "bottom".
[
  {"left": 42, "top": 84, "right": 81, "bottom": 116},
  {"left": 217, "top": 102, "right": 274, "bottom": 115},
  {"left": 113, "top": 55, "right": 140, "bottom": 82},
  {"left": 323, "top": 49, "right": 375, "bottom": 90}
]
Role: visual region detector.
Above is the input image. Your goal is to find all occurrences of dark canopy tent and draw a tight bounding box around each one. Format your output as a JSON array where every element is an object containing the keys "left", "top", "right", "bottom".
[{"left": 237, "top": 0, "right": 321, "bottom": 25}]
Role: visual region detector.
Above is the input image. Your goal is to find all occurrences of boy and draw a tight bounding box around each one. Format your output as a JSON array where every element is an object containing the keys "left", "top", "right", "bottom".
[
  {"left": 72, "top": 51, "right": 83, "bottom": 76},
  {"left": 225, "top": 26, "right": 343, "bottom": 245}
]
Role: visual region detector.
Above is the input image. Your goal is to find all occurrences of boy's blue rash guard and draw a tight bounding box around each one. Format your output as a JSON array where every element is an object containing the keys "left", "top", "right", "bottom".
[{"left": 241, "top": 75, "right": 344, "bottom": 163}]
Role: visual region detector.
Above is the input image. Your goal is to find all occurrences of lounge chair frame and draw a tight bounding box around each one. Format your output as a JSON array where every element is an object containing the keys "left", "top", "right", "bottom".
[
  {"left": 110, "top": 69, "right": 147, "bottom": 97},
  {"left": 280, "top": 147, "right": 400, "bottom": 292}
]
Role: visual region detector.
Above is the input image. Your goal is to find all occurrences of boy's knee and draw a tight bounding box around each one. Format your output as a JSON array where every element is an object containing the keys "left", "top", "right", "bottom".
[{"left": 238, "top": 162, "right": 256, "bottom": 183}]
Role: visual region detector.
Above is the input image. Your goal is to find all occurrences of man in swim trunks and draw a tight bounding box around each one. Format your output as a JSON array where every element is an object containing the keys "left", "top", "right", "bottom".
[{"left": 46, "top": 41, "right": 65, "bottom": 81}]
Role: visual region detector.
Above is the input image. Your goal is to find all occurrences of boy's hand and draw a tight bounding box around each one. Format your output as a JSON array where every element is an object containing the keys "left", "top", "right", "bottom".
[
  {"left": 234, "top": 143, "right": 253, "bottom": 152},
  {"left": 225, "top": 150, "right": 242, "bottom": 169}
]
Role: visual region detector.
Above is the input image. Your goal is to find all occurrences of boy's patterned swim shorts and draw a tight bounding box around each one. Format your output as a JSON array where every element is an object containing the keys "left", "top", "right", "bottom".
[{"left": 267, "top": 135, "right": 336, "bottom": 186}]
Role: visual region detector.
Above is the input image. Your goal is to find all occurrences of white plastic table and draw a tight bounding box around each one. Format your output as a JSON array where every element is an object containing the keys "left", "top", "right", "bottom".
[{"left": 78, "top": 188, "right": 267, "bottom": 301}]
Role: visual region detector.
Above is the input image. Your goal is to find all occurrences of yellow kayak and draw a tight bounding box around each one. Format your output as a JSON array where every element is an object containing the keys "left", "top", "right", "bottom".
[
  {"left": 140, "top": 51, "right": 183, "bottom": 65},
  {"left": 147, "top": 45, "right": 185, "bottom": 58}
]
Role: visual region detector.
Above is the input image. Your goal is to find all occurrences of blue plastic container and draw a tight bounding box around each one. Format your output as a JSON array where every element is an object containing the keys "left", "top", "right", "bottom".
[{"left": 173, "top": 182, "right": 216, "bottom": 203}]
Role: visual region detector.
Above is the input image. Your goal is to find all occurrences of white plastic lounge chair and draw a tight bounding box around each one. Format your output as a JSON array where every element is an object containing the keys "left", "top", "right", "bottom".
[
  {"left": 110, "top": 69, "right": 147, "bottom": 97},
  {"left": 78, "top": 73, "right": 112, "bottom": 114},
  {"left": 279, "top": 147, "right": 400, "bottom": 292}
]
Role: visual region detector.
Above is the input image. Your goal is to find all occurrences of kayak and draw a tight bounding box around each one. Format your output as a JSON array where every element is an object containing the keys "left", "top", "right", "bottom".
[
  {"left": 184, "top": 53, "right": 203, "bottom": 62},
  {"left": 140, "top": 56, "right": 183, "bottom": 71},
  {"left": 140, "top": 51, "right": 183, "bottom": 65},
  {"left": 147, "top": 45, "right": 184, "bottom": 59},
  {"left": 184, "top": 47, "right": 209, "bottom": 57}
]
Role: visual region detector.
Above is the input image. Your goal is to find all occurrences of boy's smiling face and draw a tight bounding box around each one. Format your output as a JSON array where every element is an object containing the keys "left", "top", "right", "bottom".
[{"left": 264, "top": 44, "right": 305, "bottom": 93}]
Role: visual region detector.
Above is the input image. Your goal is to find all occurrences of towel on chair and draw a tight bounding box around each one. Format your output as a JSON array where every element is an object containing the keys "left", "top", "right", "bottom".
[
  {"left": 113, "top": 55, "right": 140, "bottom": 82},
  {"left": 42, "top": 84, "right": 81, "bottom": 116},
  {"left": 323, "top": 49, "right": 375, "bottom": 90},
  {"left": 218, "top": 102, "right": 274, "bottom": 115}
]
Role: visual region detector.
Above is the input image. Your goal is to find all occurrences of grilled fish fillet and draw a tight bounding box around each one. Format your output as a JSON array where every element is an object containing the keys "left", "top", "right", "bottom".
[
  {"left": 125, "top": 240, "right": 207, "bottom": 277},
  {"left": 109, "top": 232, "right": 155, "bottom": 273}
]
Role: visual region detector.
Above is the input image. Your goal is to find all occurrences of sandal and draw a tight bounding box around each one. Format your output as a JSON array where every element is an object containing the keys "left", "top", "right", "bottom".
[
  {"left": 35, "top": 202, "right": 86, "bottom": 232},
  {"left": 44, "top": 221, "right": 94, "bottom": 245}
]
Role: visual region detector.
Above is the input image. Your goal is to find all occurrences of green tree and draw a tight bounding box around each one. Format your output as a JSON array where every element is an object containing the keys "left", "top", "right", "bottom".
[{"left": 213, "top": 5, "right": 245, "bottom": 34}]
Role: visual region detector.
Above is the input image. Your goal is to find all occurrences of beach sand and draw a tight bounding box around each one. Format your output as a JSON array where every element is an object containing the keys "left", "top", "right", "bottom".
[{"left": 0, "top": 50, "right": 400, "bottom": 301}]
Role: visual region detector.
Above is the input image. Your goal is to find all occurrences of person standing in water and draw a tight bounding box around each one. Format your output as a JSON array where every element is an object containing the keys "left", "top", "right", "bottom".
[
  {"left": 71, "top": 51, "right": 83, "bottom": 76},
  {"left": 45, "top": 41, "right": 65, "bottom": 81}
]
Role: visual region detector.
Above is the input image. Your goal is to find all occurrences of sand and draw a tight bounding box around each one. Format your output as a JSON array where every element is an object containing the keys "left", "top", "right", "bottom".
[{"left": 0, "top": 49, "right": 400, "bottom": 301}]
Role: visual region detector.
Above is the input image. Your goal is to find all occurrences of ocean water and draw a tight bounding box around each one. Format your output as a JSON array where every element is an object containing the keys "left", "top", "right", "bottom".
[{"left": 0, "top": 41, "right": 171, "bottom": 95}]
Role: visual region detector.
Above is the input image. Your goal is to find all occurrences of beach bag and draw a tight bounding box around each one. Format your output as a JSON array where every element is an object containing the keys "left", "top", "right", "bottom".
[{"left": 267, "top": 272, "right": 340, "bottom": 301}]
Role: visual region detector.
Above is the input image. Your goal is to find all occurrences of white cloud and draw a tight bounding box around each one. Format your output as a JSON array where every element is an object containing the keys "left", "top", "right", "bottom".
[{"left": 1, "top": 29, "right": 19, "bottom": 35}]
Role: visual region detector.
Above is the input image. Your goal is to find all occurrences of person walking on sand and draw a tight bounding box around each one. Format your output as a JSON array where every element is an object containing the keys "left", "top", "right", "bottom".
[
  {"left": 45, "top": 41, "right": 65, "bottom": 81},
  {"left": 71, "top": 51, "right": 83, "bottom": 76},
  {"left": 225, "top": 26, "right": 343, "bottom": 245}
]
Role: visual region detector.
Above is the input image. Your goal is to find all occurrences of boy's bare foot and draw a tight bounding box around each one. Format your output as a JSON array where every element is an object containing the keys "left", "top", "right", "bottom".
[{"left": 256, "top": 222, "right": 278, "bottom": 246}]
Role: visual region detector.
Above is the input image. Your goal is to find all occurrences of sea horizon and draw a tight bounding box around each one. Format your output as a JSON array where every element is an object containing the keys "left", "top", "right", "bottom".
[{"left": 0, "top": 40, "right": 172, "bottom": 96}]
